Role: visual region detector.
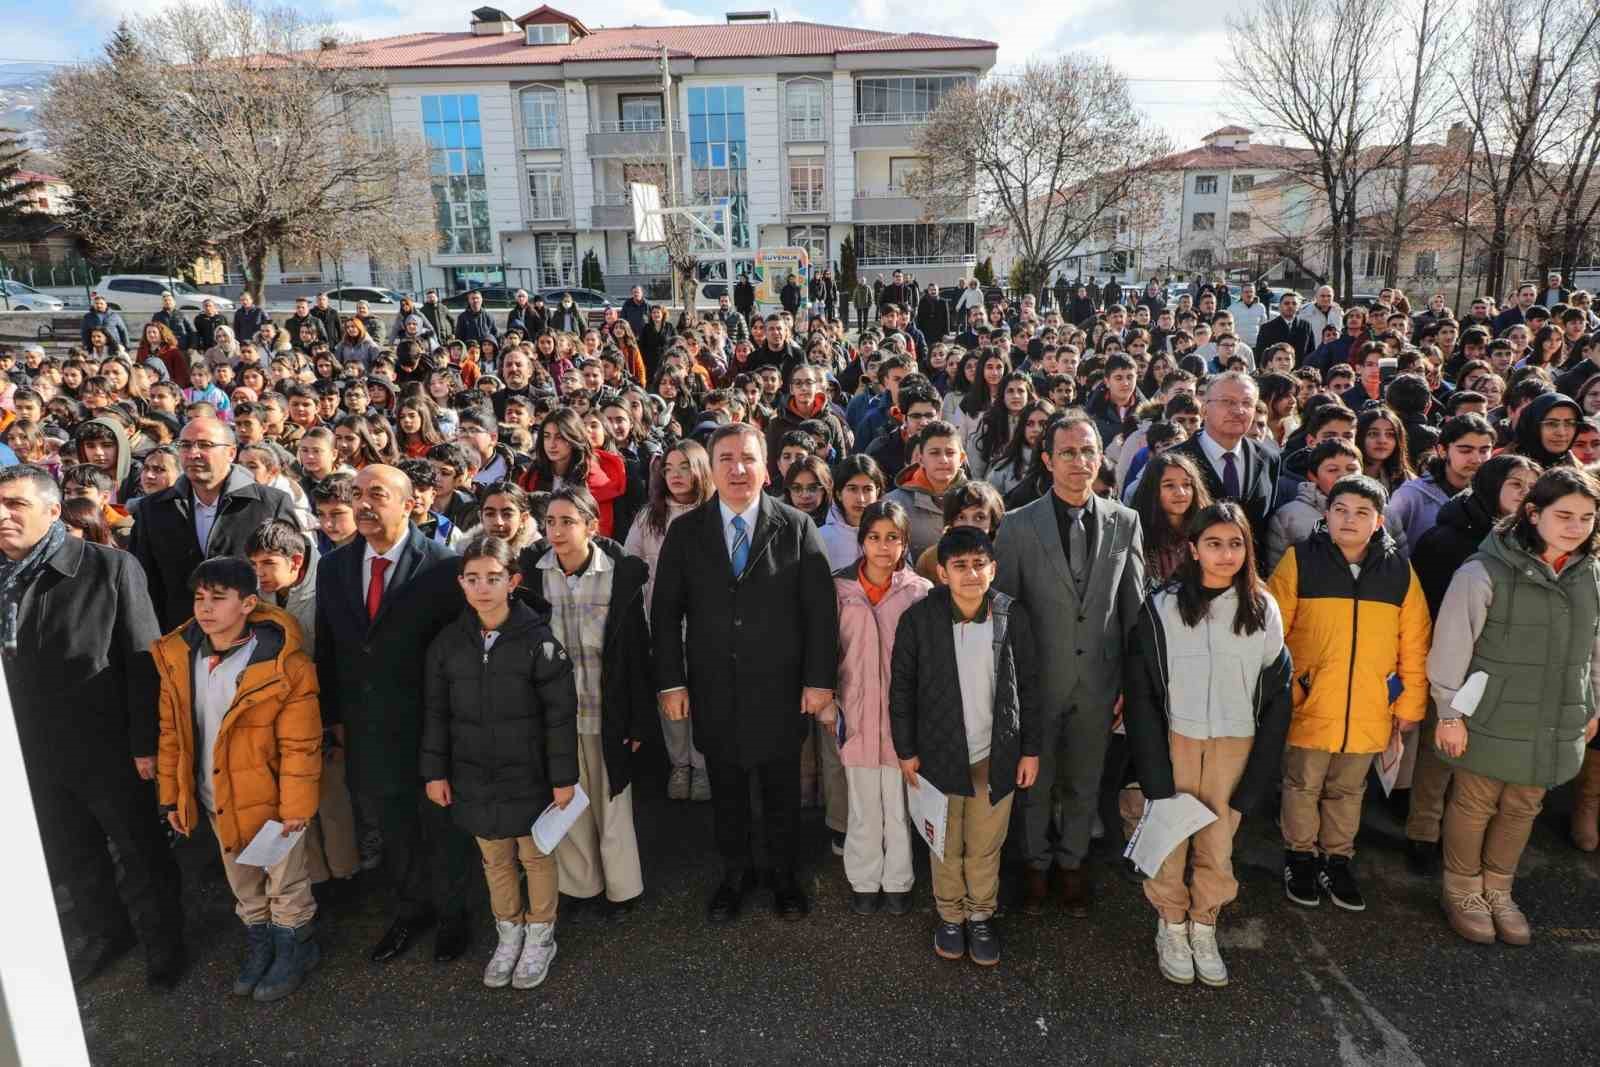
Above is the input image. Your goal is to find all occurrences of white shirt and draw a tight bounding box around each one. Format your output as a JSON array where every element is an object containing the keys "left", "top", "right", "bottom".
[
  {"left": 719, "top": 497, "right": 762, "bottom": 562},
  {"left": 362, "top": 537, "right": 407, "bottom": 603},
  {"left": 474, "top": 453, "right": 508, "bottom": 485},
  {"left": 1197, "top": 430, "right": 1243, "bottom": 487},
  {"left": 194, "top": 633, "right": 258, "bottom": 811},
  {"left": 952, "top": 615, "right": 996, "bottom": 765},
  {"left": 193, "top": 495, "right": 220, "bottom": 552}
]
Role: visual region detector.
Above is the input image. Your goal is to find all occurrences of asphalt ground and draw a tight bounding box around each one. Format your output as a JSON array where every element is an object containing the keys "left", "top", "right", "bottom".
[{"left": 71, "top": 758, "right": 1600, "bottom": 1066}]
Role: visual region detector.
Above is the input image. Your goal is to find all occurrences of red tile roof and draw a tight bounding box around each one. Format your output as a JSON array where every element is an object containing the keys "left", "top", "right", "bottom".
[
  {"left": 1149, "top": 142, "right": 1315, "bottom": 172},
  {"left": 1203, "top": 125, "right": 1254, "bottom": 138},
  {"left": 318, "top": 20, "right": 994, "bottom": 69}
]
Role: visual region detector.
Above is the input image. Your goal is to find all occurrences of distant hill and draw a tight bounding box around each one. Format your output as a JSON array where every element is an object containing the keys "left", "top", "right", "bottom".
[{"left": 0, "top": 62, "right": 58, "bottom": 150}]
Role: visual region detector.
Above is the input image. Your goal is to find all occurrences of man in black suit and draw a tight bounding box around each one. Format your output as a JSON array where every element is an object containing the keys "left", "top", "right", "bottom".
[
  {"left": 651, "top": 423, "right": 838, "bottom": 923},
  {"left": 314, "top": 465, "right": 468, "bottom": 963},
  {"left": 131, "top": 416, "right": 297, "bottom": 630},
  {"left": 1255, "top": 290, "right": 1317, "bottom": 364},
  {"left": 1171, "top": 371, "right": 1281, "bottom": 569}
]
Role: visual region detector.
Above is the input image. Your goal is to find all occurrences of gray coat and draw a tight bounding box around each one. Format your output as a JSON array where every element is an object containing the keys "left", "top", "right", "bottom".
[{"left": 993, "top": 491, "right": 1146, "bottom": 720}]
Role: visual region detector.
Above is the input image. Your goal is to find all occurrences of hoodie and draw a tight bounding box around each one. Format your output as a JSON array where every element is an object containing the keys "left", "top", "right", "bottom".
[
  {"left": 74, "top": 415, "right": 140, "bottom": 508},
  {"left": 883, "top": 463, "right": 967, "bottom": 559},
  {"left": 1511, "top": 392, "right": 1582, "bottom": 468},
  {"left": 1266, "top": 479, "right": 1409, "bottom": 575}
]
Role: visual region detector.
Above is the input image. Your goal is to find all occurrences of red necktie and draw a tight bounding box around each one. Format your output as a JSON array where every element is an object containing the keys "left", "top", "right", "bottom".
[{"left": 367, "top": 557, "right": 391, "bottom": 622}]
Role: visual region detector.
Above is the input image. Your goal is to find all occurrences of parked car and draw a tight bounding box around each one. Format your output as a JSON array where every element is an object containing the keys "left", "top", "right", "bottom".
[
  {"left": 92, "top": 275, "right": 233, "bottom": 314},
  {"left": 441, "top": 286, "right": 517, "bottom": 311},
  {"left": 320, "top": 286, "right": 406, "bottom": 309},
  {"left": 538, "top": 286, "right": 614, "bottom": 327},
  {"left": 0, "top": 280, "right": 64, "bottom": 312}
]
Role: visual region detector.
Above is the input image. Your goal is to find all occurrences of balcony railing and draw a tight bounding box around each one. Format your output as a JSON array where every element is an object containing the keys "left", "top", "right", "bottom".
[
  {"left": 786, "top": 117, "right": 824, "bottom": 141},
  {"left": 853, "top": 111, "right": 931, "bottom": 126},
  {"left": 856, "top": 253, "right": 976, "bottom": 267},
  {"left": 789, "top": 190, "right": 826, "bottom": 213},
  {"left": 521, "top": 127, "right": 563, "bottom": 150},
  {"left": 528, "top": 195, "right": 567, "bottom": 221},
  {"left": 594, "top": 190, "right": 631, "bottom": 206},
  {"left": 591, "top": 119, "right": 684, "bottom": 134},
  {"left": 855, "top": 186, "right": 913, "bottom": 199}
]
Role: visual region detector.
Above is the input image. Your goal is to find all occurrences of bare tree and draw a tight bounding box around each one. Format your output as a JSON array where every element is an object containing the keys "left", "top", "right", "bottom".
[
  {"left": 905, "top": 56, "right": 1172, "bottom": 301},
  {"left": 1528, "top": 39, "right": 1600, "bottom": 281},
  {"left": 39, "top": 0, "right": 435, "bottom": 301},
  {"left": 1451, "top": 0, "right": 1600, "bottom": 297},
  {"left": 1226, "top": 0, "right": 1405, "bottom": 300}
]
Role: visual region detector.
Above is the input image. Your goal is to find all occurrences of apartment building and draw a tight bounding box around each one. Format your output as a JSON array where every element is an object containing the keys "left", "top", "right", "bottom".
[{"left": 259, "top": 6, "right": 994, "bottom": 296}]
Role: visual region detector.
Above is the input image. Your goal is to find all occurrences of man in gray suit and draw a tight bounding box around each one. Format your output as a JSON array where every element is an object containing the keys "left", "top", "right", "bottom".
[{"left": 994, "top": 411, "right": 1145, "bottom": 917}]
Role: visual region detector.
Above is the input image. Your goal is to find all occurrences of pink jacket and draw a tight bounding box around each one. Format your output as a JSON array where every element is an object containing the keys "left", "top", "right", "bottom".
[{"left": 834, "top": 563, "right": 933, "bottom": 768}]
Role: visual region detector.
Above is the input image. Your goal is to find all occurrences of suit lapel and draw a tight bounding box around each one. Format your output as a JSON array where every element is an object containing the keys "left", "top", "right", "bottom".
[
  {"left": 705, "top": 496, "right": 735, "bottom": 576},
  {"left": 1029, "top": 495, "right": 1079, "bottom": 600},
  {"left": 370, "top": 529, "right": 424, "bottom": 633},
  {"left": 1085, "top": 493, "right": 1116, "bottom": 582},
  {"left": 745, "top": 495, "right": 788, "bottom": 577}
]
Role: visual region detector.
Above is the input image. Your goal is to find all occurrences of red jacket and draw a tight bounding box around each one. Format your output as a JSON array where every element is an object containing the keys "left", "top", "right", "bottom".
[{"left": 519, "top": 449, "right": 628, "bottom": 538}]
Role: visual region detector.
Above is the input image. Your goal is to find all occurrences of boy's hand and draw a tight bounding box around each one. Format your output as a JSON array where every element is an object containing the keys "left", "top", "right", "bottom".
[
  {"left": 553, "top": 785, "right": 575, "bottom": 809},
  {"left": 1394, "top": 714, "right": 1419, "bottom": 733},
  {"left": 1017, "top": 755, "right": 1040, "bottom": 788},
  {"left": 1434, "top": 718, "right": 1468, "bottom": 758},
  {"left": 425, "top": 779, "right": 452, "bottom": 807},
  {"left": 166, "top": 811, "right": 188, "bottom": 837},
  {"left": 133, "top": 755, "right": 155, "bottom": 780},
  {"left": 660, "top": 690, "right": 690, "bottom": 721},
  {"left": 801, "top": 687, "right": 834, "bottom": 717},
  {"left": 899, "top": 756, "right": 920, "bottom": 789},
  {"left": 1588, "top": 718, "right": 1599, "bottom": 743},
  {"left": 281, "top": 819, "right": 308, "bottom": 835}
]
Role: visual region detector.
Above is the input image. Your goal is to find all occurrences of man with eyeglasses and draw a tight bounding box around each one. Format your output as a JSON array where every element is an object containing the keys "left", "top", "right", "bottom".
[
  {"left": 1170, "top": 371, "right": 1282, "bottom": 568},
  {"left": 994, "top": 411, "right": 1146, "bottom": 917},
  {"left": 131, "top": 416, "right": 297, "bottom": 630}
]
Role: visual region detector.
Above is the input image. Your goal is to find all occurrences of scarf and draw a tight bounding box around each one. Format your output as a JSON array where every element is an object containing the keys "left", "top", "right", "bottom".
[{"left": 0, "top": 519, "right": 66, "bottom": 655}]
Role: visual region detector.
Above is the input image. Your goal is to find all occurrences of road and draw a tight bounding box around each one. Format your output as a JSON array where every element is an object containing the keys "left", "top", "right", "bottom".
[{"left": 74, "top": 761, "right": 1600, "bottom": 1065}]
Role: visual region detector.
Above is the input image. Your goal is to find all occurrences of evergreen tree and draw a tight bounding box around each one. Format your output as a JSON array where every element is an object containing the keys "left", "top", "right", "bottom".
[
  {"left": 0, "top": 129, "right": 43, "bottom": 238},
  {"left": 838, "top": 235, "right": 857, "bottom": 292}
]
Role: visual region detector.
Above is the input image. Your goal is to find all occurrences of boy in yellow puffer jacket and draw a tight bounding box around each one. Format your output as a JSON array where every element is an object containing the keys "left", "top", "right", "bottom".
[
  {"left": 154, "top": 557, "right": 321, "bottom": 1003},
  {"left": 1268, "top": 475, "right": 1431, "bottom": 913}
]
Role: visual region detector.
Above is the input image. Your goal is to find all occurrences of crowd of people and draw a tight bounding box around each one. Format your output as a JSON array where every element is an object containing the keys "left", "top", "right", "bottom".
[{"left": 3, "top": 265, "right": 1599, "bottom": 1004}]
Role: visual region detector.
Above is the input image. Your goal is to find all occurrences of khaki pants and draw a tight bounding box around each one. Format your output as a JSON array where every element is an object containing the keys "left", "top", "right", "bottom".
[
  {"left": 209, "top": 813, "right": 316, "bottom": 929},
  {"left": 1405, "top": 714, "right": 1455, "bottom": 844},
  {"left": 800, "top": 720, "right": 848, "bottom": 833},
  {"left": 476, "top": 835, "right": 557, "bottom": 925},
  {"left": 1442, "top": 766, "right": 1546, "bottom": 880},
  {"left": 304, "top": 752, "right": 360, "bottom": 883},
  {"left": 1281, "top": 746, "right": 1373, "bottom": 858},
  {"left": 931, "top": 759, "right": 1013, "bottom": 924},
  {"left": 556, "top": 734, "right": 644, "bottom": 902},
  {"left": 1144, "top": 733, "right": 1252, "bottom": 925}
]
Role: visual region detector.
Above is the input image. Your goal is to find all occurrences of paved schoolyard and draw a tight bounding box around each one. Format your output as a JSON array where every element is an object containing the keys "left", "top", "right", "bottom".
[{"left": 73, "top": 760, "right": 1600, "bottom": 1065}]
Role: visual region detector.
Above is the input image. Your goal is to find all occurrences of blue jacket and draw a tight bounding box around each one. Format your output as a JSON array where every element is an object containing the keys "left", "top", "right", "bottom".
[{"left": 80, "top": 309, "right": 130, "bottom": 351}]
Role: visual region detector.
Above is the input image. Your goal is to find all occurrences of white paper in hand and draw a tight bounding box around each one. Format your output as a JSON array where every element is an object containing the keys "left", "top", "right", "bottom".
[
  {"left": 1376, "top": 727, "right": 1404, "bottom": 797},
  {"left": 531, "top": 784, "right": 590, "bottom": 855},
  {"left": 1451, "top": 671, "right": 1490, "bottom": 718},
  {"left": 905, "top": 774, "right": 948, "bottom": 861},
  {"left": 1122, "top": 794, "right": 1217, "bottom": 877},
  {"left": 235, "top": 820, "right": 305, "bottom": 869}
]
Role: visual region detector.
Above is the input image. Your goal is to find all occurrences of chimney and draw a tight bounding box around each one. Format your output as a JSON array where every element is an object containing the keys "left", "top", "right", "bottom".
[
  {"left": 1446, "top": 121, "right": 1472, "bottom": 156},
  {"left": 470, "top": 7, "right": 518, "bottom": 35},
  {"left": 725, "top": 11, "right": 776, "bottom": 23}
]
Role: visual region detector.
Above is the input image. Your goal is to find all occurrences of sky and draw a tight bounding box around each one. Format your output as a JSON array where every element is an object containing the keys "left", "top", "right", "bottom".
[{"left": 0, "top": 0, "right": 1247, "bottom": 145}]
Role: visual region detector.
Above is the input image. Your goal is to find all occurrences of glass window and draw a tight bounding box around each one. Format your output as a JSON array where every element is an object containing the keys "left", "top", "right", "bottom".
[
  {"left": 1231, "top": 174, "right": 1255, "bottom": 193},
  {"left": 528, "top": 167, "right": 566, "bottom": 220},
  {"left": 789, "top": 161, "right": 824, "bottom": 213},
  {"left": 850, "top": 223, "right": 976, "bottom": 264},
  {"left": 620, "top": 94, "right": 664, "bottom": 130},
  {"left": 1192, "top": 212, "right": 1215, "bottom": 232},
  {"left": 525, "top": 24, "right": 570, "bottom": 45},
  {"left": 423, "top": 94, "right": 490, "bottom": 255},
  {"left": 520, "top": 87, "right": 562, "bottom": 149},
  {"left": 1194, "top": 175, "right": 1218, "bottom": 195},
  {"left": 786, "top": 81, "right": 824, "bottom": 140},
  {"left": 537, "top": 235, "right": 577, "bottom": 287},
  {"left": 854, "top": 76, "right": 971, "bottom": 122},
  {"left": 688, "top": 84, "right": 749, "bottom": 247},
  {"left": 788, "top": 226, "right": 827, "bottom": 265}
]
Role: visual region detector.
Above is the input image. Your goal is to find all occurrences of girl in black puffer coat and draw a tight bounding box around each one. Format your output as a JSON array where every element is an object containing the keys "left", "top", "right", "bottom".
[{"left": 421, "top": 533, "right": 578, "bottom": 990}]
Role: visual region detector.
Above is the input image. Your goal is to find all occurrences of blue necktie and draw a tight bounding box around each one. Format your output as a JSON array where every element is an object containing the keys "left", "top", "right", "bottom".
[
  {"left": 730, "top": 515, "right": 750, "bottom": 576},
  {"left": 1222, "top": 451, "right": 1241, "bottom": 500}
]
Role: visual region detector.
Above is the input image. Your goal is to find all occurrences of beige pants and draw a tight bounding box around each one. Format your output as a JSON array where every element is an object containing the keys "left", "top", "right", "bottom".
[
  {"left": 1442, "top": 766, "right": 1546, "bottom": 880},
  {"left": 800, "top": 719, "right": 848, "bottom": 833},
  {"left": 210, "top": 813, "right": 315, "bottom": 929},
  {"left": 556, "top": 733, "right": 644, "bottom": 902},
  {"left": 1405, "top": 714, "right": 1455, "bottom": 844},
  {"left": 843, "top": 765, "right": 913, "bottom": 893},
  {"left": 1144, "top": 733, "right": 1252, "bottom": 925},
  {"left": 1281, "top": 746, "right": 1373, "bottom": 858},
  {"left": 931, "top": 759, "right": 1013, "bottom": 924},
  {"left": 476, "top": 835, "right": 558, "bottom": 925},
  {"left": 303, "top": 752, "right": 360, "bottom": 883}
]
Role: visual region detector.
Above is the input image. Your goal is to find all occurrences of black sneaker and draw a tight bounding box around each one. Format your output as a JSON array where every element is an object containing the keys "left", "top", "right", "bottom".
[
  {"left": 1283, "top": 850, "right": 1321, "bottom": 907},
  {"left": 830, "top": 831, "right": 846, "bottom": 857},
  {"left": 1319, "top": 856, "right": 1367, "bottom": 912},
  {"left": 933, "top": 920, "right": 965, "bottom": 960},
  {"left": 1405, "top": 838, "right": 1440, "bottom": 877},
  {"left": 880, "top": 891, "right": 913, "bottom": 916},
  {"left": 849, "top": 890, "right": 880, "bottom": 916},
  {"left": 966, "top": 918, "right": 1000, "bottom": 966}
]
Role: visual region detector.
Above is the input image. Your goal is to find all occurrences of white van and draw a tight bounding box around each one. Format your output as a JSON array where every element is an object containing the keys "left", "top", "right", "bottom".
[{"left": 93, "top": 275, "right": 234, "bottom": 314}]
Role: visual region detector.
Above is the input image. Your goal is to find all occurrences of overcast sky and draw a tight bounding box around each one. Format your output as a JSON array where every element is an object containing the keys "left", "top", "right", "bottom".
[{"left": 9, "top": 0, "right": 1247, "bottom": 145}]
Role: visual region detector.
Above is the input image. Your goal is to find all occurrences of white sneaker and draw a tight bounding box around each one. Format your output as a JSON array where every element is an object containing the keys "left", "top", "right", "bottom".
[
  {"left": 1188, "top": 921, "right": 1229, "bottom": 987},
  {"left": 1155, "top": 919, "right": 1194, "bottom": 985},
  {"left": 512, "top": 921, "right": 557, "bottom": 989},
  {"left": 483, "top": 920, "right": 524, "bottom": 988}
]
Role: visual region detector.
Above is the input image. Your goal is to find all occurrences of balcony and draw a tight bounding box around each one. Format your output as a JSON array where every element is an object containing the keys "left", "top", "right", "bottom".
[
  {"left": 590, "top": 190, "right": 633, "bottom": 229},
  {"left": 853, "top": 187, "right": 923, "bottom": 222},
  {"left": 850, "top": 112, "right": 929, "bottom": 150},
  {"left": 788, "top": 189, "right": 826, "bottom": 215},
  {"left": 527, "top": 194, "right": 567, "bottom": 223},
  {"left": 521, "top": 127, "right": 564, "bottom": 151},
  {"left": 586, "top": 119, "right": 687, "bottom": 159},
  {"left": 785, "top": 117, "right": 825, "bottom": 142}
]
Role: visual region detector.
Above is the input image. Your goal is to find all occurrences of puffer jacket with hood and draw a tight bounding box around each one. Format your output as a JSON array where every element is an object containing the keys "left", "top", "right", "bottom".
[
  {"left": 1410, "top": 454, "right": 1539, "bottom": 615},
  {"left": 833, "top": 561, "right": 932, "bottom": 769},
  {"left": 1511, "top": 391, "right": 1582, "bottom": 468},
  {"left": 883, "top": 463, "right": 969, "bottom": 560},
  {"left": 1267, "top": 526, "right": 1432, "bottom": 754},
  {"left": 1266, "top": 479, "right": 1408, "bottom": 575},
  {"left": 153, "top": 603, "right": 322, "bottom": 854},
  {"left": 266, "top": 542, "right": 319, "bottom": 647},
  {"left": 817, "top": 502, "right": 862, "bottom": 571}
]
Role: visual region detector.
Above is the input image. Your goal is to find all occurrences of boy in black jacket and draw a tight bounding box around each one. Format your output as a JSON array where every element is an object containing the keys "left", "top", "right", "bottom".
[{"left": 890, "top": 527, "right": 1040, "bottom": 967}]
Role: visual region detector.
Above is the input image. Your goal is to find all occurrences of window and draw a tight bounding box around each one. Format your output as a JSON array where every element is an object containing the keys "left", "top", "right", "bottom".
[
  {"left": 852, "top": 223, "right": 976, "bottom": 264},
  {"left": 785, "top": 81, "right": 825, "bottom": 141},
  {"left": 854, "top": 76, "right": 971, "bottom": 124},
  {"left": 1361, "top": 245, "right": 1392, "bottom": 279},
  {"left": 688, "top": 85, "right": 749, "bottom": 247},
  {"left": 423, "top": 94, "right": 490, "bottom": 256},
  {"left": 519, "top": 87, "right": 562, "bottom": 149},
  {"left": 537, "top": 235, "right": 577, "bottom": 287},
  {"left": 618, "top": 94, "right": 664, "bottom": 131},
  {"left": 1230, "top": 212, "right": 1251, "bottom": 231},
  {"left": 788, "top": 226, "right": 828, "bottom": 266},
  {"left": 527, "top": 167, "right": 566, "bottom": 220},
  {"left": 627, "top": 236, "right": 669, "bottom": 274},
  {"left": 1414, "top": 251, "right": 1438, "bottom": 277},
  {"left": 789, "top": 161, "right": 825, "bottom": 213},
  {"left": 1099, "top": 251, "right": 1131, "bottom": 273},
  {"left": 1192, "top": 212, "right": 1215, "bottom": 232},
  {"left": 1187, "top": 248, "right": 1214, "bottom": 269},
  {"left": 1194, "top": 175, "right": 1218, "bottom": 195},
  {"left": 1231, "top": 174, "right": 1255, "bottom": 193},
  {"left": 888, "top": 157, "right": 922, "bottom": 192},
  {"left": 524, "top": 24, "right": 570, "bottom": 45},
  {"left": 277, "top": 242, "right": 323, "bottom": 284},
  {"left": 345, "top": 92, "right": 391, "bottom": 148}
]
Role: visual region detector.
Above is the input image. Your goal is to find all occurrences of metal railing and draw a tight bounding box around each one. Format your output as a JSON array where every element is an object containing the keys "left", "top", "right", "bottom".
[
  {"left": 786, "top": 117, "right": 824, "bottom": 141},
  {"left": 853, "top": 111, "right": 931, "bottom": 126},
  {"left": 521, "top": 127, "right": 563, "bottom": 150},
  {"left": 593, "top": 190, "right": 631, "bottom": 206},
  {"left": 854, "top": 186, "right": 915, "bottom": 199},
  {"left": 789, "top": 190, "right": 826, "bottom": 213},
  {"left": 528, "top": 195, "right": 568, "bottom": 220},
  {"left": 856, "top": 253, "right": 976, "bottom": 267},
  {"left": 591, "top": 119, "right": 684, "bottom": 134}
]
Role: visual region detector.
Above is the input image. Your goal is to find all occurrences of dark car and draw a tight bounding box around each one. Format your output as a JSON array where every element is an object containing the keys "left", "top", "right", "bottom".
[
  {"left": 441, "top": 286, "right": 518, "bottom": 311},
  {"left": 538, "top": 287, "right": 614, "bottom": 327}
]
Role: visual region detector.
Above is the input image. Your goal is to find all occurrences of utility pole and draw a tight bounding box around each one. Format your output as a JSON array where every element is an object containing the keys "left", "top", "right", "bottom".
[{"left": 660, "top": 44, "right": 679, "bottom": 310}]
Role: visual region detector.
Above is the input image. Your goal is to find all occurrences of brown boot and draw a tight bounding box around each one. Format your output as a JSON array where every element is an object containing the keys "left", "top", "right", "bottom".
[
  {"left": 1440, "top": 871, "right": 1496, "bottom": 945},
  {"left": 1057, "top": 866, "right": 1092, "bottom": 918},
  {"left": 1021, "top": 869, "right": 1049, "bottom": 915},
  {"left": 1572, "top": 749, "right": 1600, "bottom": 852},
  {"left": 1482, "top": 871, "right": 1531, "bottom": 946}
]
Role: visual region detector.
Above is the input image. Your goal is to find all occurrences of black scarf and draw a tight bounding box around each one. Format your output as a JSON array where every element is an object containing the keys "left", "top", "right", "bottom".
[{"left": 0, "top": 519, "right": 66, "bottom": 655}]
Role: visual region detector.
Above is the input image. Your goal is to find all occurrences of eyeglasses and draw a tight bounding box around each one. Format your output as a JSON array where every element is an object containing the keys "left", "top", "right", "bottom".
[
  {"left": 1206, "top": 398, "right": 1255, "bottom": 411},
  {"left": 789, "top": 483, "right": 823, "bottom": 496},
  {"left": 461, "top": 574, "right": 510, "bottom": 589},
  {"left": 1541, "top": 418, "right": 1579, "bottom": 431},
  {"left": 178, "top": 440, "right": 229, "bottom": 452}
]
